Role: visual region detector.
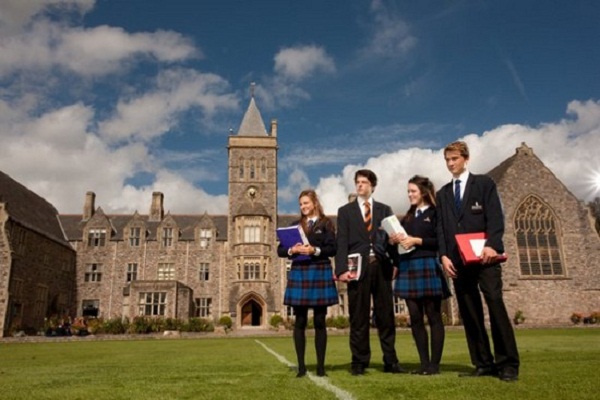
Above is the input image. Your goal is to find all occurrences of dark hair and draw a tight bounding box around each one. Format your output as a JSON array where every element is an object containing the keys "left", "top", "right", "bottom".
[
  {"left": 354, "top": 169, "right": 377, "bottom": 187},
  {"left": 401, "top": 175, "right": 436, "bottom": 224}
]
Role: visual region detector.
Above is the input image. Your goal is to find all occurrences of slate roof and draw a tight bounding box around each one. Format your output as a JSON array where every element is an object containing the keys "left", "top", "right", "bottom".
[
  {"left": 0, "top": 170, "right": 71, "bottom": 247},
  {"left": 237, "top": 96, "right": 268, "bottom": 136}
]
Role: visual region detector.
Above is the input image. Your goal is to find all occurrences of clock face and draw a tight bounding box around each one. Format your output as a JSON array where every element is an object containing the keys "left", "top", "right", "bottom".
[{"left": 247, "top": 187, "right": 257, "bottom": 199}]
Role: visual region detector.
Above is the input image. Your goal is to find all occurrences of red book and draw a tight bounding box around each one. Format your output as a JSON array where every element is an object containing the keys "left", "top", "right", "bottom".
[{"left": 455, "top": 232, "right": 508, "bottom": 265}]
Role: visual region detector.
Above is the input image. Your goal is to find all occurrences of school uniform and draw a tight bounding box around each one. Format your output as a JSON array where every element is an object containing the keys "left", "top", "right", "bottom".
[
  {"left": 278, "top": 218, "right": 338, "bottom": 307},
  {"left": 394, "top": 206, "right": 450, "bottom": 299}
]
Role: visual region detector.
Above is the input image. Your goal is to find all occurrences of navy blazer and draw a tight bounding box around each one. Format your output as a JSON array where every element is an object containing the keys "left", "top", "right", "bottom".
[
  {"left": 335, "top": 199, "right": 397, "bottom": 279},
  {"left": 436, "top": 173, "right": 505, "bottom": 266},
  {"left": 277, "top": 218, "right": 336, "bottom": 264}
]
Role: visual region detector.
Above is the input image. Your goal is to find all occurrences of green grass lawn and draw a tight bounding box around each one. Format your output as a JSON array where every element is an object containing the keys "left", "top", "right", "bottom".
[{"left": 0, "top": 328, "right": 598, "bottom": 400}]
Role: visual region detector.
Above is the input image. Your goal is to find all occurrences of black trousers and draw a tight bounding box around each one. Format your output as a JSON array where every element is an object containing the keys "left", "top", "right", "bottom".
[
  {"left": 453, "top": 263, "right": 520, "bottom": 370},
  {"left": 347, "top": 258, "right": 398, "bottom": 367}
]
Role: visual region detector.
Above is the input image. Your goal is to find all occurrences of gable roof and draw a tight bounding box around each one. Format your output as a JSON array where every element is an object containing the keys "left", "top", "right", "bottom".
[{"left": 0, "top": 170, "right": 70, "bottom": 247}]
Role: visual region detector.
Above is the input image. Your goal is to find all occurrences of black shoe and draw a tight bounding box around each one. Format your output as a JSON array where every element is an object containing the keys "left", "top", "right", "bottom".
[
  {"left": 351, "top": 364, "right": 365, "bottom": 376},
  {"left": 316, "top": 366, "right": 327, "bottom": 377},
  {"left": 411, "top": 367, "right": 439, "bottom": 375},
  {"left": 458, "top": 367, "right": 497, "bottom": 377},
  {"left": 296, "top": 367, "right": 307, "bottom": 378},
  {"left": 383, "top": 363, "right": 408, "bottom": 374},
  {"left": 498, "top": 366, "right": 519, "bottom": 382}
]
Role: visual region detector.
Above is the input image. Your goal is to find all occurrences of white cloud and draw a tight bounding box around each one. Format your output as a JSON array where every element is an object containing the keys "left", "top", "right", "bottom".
[
  {"left": 255, "top": 45, "right": 336, "bottom": 110},
  {"left": 316, "top": 99, "right": 600, "bottom": 215},
  {"left": 274, "top": 45, "right": 336, "bottom": 81},
  {"left": 0, "top": 0, "right": 94, "bottom": 35},
  {"left": 358, "top": 0, "right": 417, "bottom": 60},
  {"left": 99, "top": 68, "right": 238, "bottom": 143},
  {"left": 0, "top": 14, "right": 199, "bottom": 77}
]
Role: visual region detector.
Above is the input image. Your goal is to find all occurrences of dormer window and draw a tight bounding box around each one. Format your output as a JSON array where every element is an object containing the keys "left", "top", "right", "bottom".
[
  {"left": 162, "top": 227, "right": 173, "bottom": 247},
  {"left": 129, "top": 227, "right": 141, "bottom": 247},
  {"left": 199, "top": 228, "right": 212, "bottom": 248},
  {"left": 87, "top": 229, "right": 106, "bottom": 247}
]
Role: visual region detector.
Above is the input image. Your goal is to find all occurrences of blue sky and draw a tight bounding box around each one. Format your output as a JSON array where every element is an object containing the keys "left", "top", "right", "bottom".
[{"left": 1, "top": 0, "right": 599, "bottom": 216}]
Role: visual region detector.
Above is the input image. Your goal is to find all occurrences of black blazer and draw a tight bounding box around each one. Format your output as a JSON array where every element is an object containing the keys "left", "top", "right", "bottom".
[
  {"left": 277, "top": 218, "right": 336, "bottom": 264},
  {"left": 335, "top": 199, "right": 397, "bottom": 279},
  {"left": 436, "top": 173, "right": 505, "bottom": 266}
]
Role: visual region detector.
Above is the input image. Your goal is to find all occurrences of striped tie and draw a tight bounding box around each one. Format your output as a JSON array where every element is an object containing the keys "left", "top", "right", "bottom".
[{"left": 364, "top": 201, "right": 372, "bottom": 232}]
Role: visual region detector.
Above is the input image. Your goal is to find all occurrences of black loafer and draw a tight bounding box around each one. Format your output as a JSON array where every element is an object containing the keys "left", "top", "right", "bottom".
[
  {"left": 458, "top": 367, "right": 497, "bottom": 377},
  {"left": 498, "top": 367, "right": 519, "bottom": 382},
  {"left": 351, "top": 364, "right": 365, "bottom": 375},
  {"left": 383, "top": 363, "right": 408, "bottom": 374}
]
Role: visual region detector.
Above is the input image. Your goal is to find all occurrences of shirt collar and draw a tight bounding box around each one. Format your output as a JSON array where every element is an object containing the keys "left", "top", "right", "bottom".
[{"left": 453, "top": 170, "right": 470, "bottom": 183}]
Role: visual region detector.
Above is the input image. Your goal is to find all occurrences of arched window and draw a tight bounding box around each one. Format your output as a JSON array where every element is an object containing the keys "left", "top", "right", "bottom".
[
  {"left": 261, "top": 158, "right": 267, "bottom": 179},
  {"left": 514, "top": 195, "right": 564, "bottom": 277},
  {"left": 239, "top": 157, "right": 244, "bottom": 180}
]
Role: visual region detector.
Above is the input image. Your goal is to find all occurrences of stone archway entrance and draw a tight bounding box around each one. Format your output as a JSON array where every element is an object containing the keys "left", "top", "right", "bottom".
[{"left": 239, "top": 296, "right": 264, "bottom": 327}]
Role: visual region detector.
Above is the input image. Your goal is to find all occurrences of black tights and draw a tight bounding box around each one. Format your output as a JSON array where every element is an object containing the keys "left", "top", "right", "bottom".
[
  {"left": 293, "top": 306, "right": 327, "bottom": 372},
  {"left": 405, "top": 297, "right": 445, "bottom": 371}
]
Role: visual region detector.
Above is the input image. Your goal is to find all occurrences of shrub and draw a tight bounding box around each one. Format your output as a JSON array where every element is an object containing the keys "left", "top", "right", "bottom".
[
  {"left": 513, "top": 310, "right": 526, "bottom": 325},
  {"left": 86, "top": 318, "right": 103, "bottom": 334},
  {"left": 326, "top": 315, "right": 350, "bottom": 329},
  {"left": 103, "top": 317, "right": 129, "bottom": 334},
  {"left": 269, "top": 314, "right": 284, "bottom": 328},
  {"left": 395, "top": 314, "right": 410, "bottom": 328},
  {"left": 218, "top": 315, "right": 232, "bottom": 329},
  {"left": 570, "top": 312, "right": 584, "bottom": 324},
  {"left": 128, "top": 316, "right": 152, "bottom": 334},
  {"left": 184, "top": 318, "right": 214, "bottom": 332}
]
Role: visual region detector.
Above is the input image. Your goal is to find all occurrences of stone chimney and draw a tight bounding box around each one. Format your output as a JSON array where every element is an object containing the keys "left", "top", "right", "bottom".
[
  {"left": 149, "top": 192, "right": 164, "bottom": 221},
  {"left": 270, "top": 119, "right": 278, "bottom": 137},
  {"left": 83, "top": 191, "right": 95, "bottom": 221}
]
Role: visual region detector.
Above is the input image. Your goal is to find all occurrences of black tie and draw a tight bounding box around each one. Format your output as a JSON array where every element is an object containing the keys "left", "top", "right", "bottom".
[{"left": 454, "top": 179, "right": 462, "bottom": 212}]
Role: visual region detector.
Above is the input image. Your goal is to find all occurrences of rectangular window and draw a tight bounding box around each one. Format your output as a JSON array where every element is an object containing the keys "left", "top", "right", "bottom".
[
  {"left": 199, "top": 229, "right": 212, "bottom": 248},
  {"left": 243, "top": 262, "right": 260, "bottom": 280},
  {"left": 393, "top": 296, "right": 407, "bottom": 314},
  {"left": 126, "top": 263, "right": 138, "bottom": 282},
  {"left": 194, "top": 297, "right": 212, "bottom": 318},
  {"left": 82, "top": 299, "right": 99, "bottom": 317},
  {"left": 199, "top": 263, "right": 210, "bottom": 281},
  {"left": 87, "top": 229, "right": 106, "bottom": 247},
  {"left": 243, "top": 226, "right": 260, "bottom": 242},
  {"left": 162, "top": 228, "right": 173, "bottom": 247},
  {"left": 157, "top": 263, "right": 175, "bottom": 280},
  {"left": 139, "top": 292, "right": 166, "bottom": 316},
  {"left": 84, "top": 263, "right": 102, "bottom": 282},
  {"left": 129, "top": 227, "right": 141, "bottom": 247}
]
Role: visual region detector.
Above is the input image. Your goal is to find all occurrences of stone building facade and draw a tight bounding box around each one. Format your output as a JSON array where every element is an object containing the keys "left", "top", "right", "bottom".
[
  {"left": 1, "top": 98, "right": 600, "bottom": 337},
  {"left": 0, "top": 171, "right": 77, "bottom": 336},
  {"left": 488, "top": 143, "right": 600, "bottom": 324}
]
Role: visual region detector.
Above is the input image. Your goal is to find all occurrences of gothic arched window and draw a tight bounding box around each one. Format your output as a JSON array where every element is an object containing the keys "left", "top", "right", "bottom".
[{"left": 514, "top": 195, "right": 564, "bottom": 277}]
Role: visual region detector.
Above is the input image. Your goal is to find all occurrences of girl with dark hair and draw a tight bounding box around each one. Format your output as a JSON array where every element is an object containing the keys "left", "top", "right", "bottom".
[
  {"left": 390, "top": 175, "right": 450, "bottom": 375},
  {"left": 277, "top": 189, "right": 338, "bottom": 377}
]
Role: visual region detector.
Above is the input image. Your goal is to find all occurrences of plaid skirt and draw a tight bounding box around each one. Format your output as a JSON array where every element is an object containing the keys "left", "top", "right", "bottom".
[
  {"left": 284, "top": 261, "right": 339, "bottom": 307},
  {"left": 394, "top": 256, "right": 451, "bottom": 299}
]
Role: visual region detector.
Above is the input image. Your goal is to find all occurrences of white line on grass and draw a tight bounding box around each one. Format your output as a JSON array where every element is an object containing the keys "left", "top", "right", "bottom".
[{"left": 255, "top": 339, "right": 356, "bottom": 400}]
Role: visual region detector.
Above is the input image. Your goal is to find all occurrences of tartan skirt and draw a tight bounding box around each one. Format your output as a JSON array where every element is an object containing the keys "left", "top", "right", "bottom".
[
  {"left": 284, "top": 261, "right": 339, "bottom": 307},
  {"left": 394, "top": 256, "right": 451, "bottom": 299}
]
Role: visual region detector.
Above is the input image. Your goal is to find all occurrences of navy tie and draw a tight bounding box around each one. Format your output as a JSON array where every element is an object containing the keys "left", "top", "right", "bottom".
[
  {"left": 308, "top": 220, "right": 314, "bottom": 230},
  {"left": 454, "top": 179, "right": 462, "bottom": 212},
  {"left": 416, "top": 209, "right": 423, "bottom": 218}
]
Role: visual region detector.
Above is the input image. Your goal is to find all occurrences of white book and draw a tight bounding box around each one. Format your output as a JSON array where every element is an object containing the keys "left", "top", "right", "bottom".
[
  {"left": 347, "top": 253, "right": 362, "bottom": 281},
  {"left": 381, "top": 215, "right": 414, "bottom": 255}
]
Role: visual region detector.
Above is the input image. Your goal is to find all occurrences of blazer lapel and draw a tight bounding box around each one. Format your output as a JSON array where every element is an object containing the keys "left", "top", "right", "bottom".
[
  {"left": 460, "top": 175, "right": 474, "bottom": 216},
  {"left": 444, "top": 183, "right": 459, "bottom": 218}
]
